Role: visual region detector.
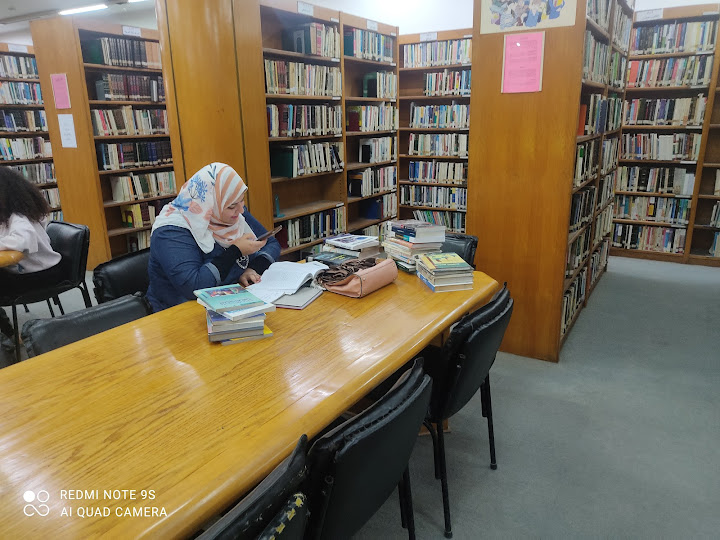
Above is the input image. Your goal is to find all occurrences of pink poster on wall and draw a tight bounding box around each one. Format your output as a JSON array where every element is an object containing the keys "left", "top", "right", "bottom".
[
  {"left": 502, "top": 32, "right": 545, "bottom": 94},
  {"left": 50, "top": 73, "right": 71, "bottom": 109}
]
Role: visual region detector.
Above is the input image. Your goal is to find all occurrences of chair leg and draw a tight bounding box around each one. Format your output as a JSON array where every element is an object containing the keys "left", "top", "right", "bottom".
[
  {"left": 398, "top": 481, "right": 407, "bottom": 529},
  {"left": 482, "top": 375, "right": 497, "bottom": 470},
  {"left": 23, "top": 304, "right": 29, "bottom": 313},
  {"left": 424, "top": 419, "right": 441, "bottom": 480},
  {"left": 79, "top": 283, "right": 92, "bottom": 308},
  {"left": 401, "top": 466, "right": 415, "bottom": 540},
  {"left": 46, "top": 299, "right": 55, "bottom": 318},
  {"left": 436, "top": 422, "right": 453, "bottom": 538},
  {"left": 11, "top": 305, "right": 21, "bottom": 364},
  {"left": 53, "top": 296, "right": 65, "bottom": 316}
]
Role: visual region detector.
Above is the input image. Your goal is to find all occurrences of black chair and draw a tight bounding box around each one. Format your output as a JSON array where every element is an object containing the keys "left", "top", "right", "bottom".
[
  {"left": 257, "top": 493, "right": 308, "bottom": 540},
  {"left": 0, "top": 221, "right": 92, "bottom": 363},
  {"left": 441, "top": 233, "right": 478, "bottom": 268},
  {"left": 92, "top": 248, "right": 151, "bottom": 304},
  {"left": 199, "top": 435, "right": 308, "bottom": 540},
  {"left": 306, "top": 359, "right": 432, "bottom": 540},
  {"left": 21, "top": 294, "right": 151, "bottom": 358},
  {"left": 422, "top": 285, "right": 513, "bottom": 538}
]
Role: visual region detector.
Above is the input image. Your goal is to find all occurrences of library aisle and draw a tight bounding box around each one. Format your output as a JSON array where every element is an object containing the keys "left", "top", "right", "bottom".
[{"left": 358, "top": 256, "right": 720, "bottom": 538}]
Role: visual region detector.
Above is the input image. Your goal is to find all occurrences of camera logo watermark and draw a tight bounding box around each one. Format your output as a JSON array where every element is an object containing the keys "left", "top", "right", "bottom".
[{"left": 23, "top": 490, "right": 50, "bottom": 517}]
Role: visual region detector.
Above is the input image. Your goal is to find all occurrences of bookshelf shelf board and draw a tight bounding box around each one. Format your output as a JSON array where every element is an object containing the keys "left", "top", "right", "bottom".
[
  {"left": 0, "top": 103, "right": 44, "bottom": 109},
  {"left": 611, "top": 43, "right": 629, "bottom": 56},
  {"left": 603, "top": 128, "right": 621, "bottom": 137},
  {"left": 609, "top": 247, "right": 684, "bottom": 260},
  {"left": 709, "top": 124, "right": 720, "bottom": 129},
  {"left": 399, "top": 204, "right": 466, "bottom": 213},
  {"left": 346, "top": 160, "right": 397, "bottom": 171},
  {"left": 398, "top": 180, "right": 467, "bottom": 187},
  {"left": 345, "top": 97, "right": 397, "bottom": 103},
  {"left": 88, "top": 100, "right": 166, "bottom": 107},
  {"left": 612, "top": 218, "right": 687, "bottom": 228},
  {"left": 280, "top": 237, "right": 326, "bottom": 256},
  {"left": 688, "top": 253, "right": 720, "bottom": 267},
  {"left": 601, "top": 165, "right": 618, "bottom": 176},
  {"left": 399, "top": 95, "right": 470, "bottom": 101},
  {"left": 576, "top": 133, "right": 601, "bottom": 143},
  {"left": 83, "top": 63, "right": 163, "bottom": 74},
  {"left": 585, "top": 16, "right": 611, "bottom": 42},
  {"left": 608, "top": 85, "right": 626, "bottom": 93},
  {"left": 1, "top": 131, "right": 49, "bottom": 137},
  {"left": 628, "top": 49, "right": 714, "bottom": 61},
  {"left": 103, "top": 194, "right": 175, "bottom": 208},
  {"left": 49, "top": 206, "right": 61, "bottom": 212},
  {"left": 399, "top": 127, "right": 470, "bottom": 132},
  {"left": 268, "top": 134, "right": 342, "bottom": 142},
  {"left": 614, "top": 190, "right": 677, "bottom": 197},
  {"left": 563, "top": 254, "right": 590, "bottom": 294},
  {"left": 619, "top": 159, "right": 697, "bottom": 165},
  {"left": 581, "top": 80, "right": 607, "bottom": 91},
  {"left": 0, "top": 157, "right": 52, "bottom": 165},
  {"left": 567, "top": 221, "right": 590, "bottom": 246},
  {"left": 692, "top": 224, "right": 720, "bottom": 230},
  {"left": 107, "top": 224, "right": 152, "bottom": 237},
  {"left": 262, "top": 48, "right": 340, "bottom": 64},
  {"left": 98, "top": 163, "right": 174, "bottom": 175},
  {"left": 271, "top": 169, "right": 343, "bottom": 184},
  {"left": 572, "top": 176, "right": 596, "bottom": 194},
  {"left": 594, "top": 197, "right": 614, "bottom": 216},
  {"left": 35, "top": 181, "right": 58, "bottom": 188},
  {"left": 700, "top": 162, "right": 720, "bottom": 168},
  {"left": 347, "top": 214, "right": 396, "bottom": 232},
  {"left": 347, "top": 188, "right": 397, "bottom": 203},
  {"left": 399, "top": 63, "right": 471, "bottom": 72},
  {"left": 272, "top": 200, "right": 343, "bottom": 223},
  {"left": 94, "top": 134, "right": 170, "bottom": 140},
  {"left": 265, "top": 94, "right": 342, "bottom": 102},
  {"left": 621, "top": 124, "right": 702, "bottom": 131},
  {"left": 0, "top": 77, "right": 40, "bottom": 83},
  {"left": 343, "top": 56, "right": 396, "bottom": 68},
  {"left": 625, "top": 85, "right": 708, "bottom": 93},
  {"left": 399, "top": 154, "right": 468, "bottom": 160},
  {"left": 698, "top": 193, "right": 720, "bottom": 200},
  {"left": 590, "top": 235, "right": 608, "bottom": 254},
  {"left": 345, "top": 130, "right": 397, "bottom": 137}
]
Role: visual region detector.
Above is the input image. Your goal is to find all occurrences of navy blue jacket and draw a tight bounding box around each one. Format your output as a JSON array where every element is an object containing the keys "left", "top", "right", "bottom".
[{"left": 146, "top": 209, "right": 280, "bottom": 312}]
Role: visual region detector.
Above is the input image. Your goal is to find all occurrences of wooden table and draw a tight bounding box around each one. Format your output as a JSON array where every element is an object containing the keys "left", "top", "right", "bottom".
[
  {"left": 0, "top": 271, "right": 498, "bottom": 538},
  {"left": 0, "top": 250, "right": 23, "bottom": 268}
]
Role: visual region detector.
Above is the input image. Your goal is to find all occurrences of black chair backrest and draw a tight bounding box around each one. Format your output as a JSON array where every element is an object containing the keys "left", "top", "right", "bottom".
[
  {"left": 199, "top": 435, "right": 308, "bottom": 540},
  {"left": 21, "top": 294, "right": 151, "bottom": 357},
  {"left": 441, "top": 233, "right": 478, "bottom": 268},
  {"left": 257, "top": 492, "right": 308, "bottom": 540},
  {"left": 93, "top": 248, "right": 151, "bottom": 304},
  {"left": 46, "top": 221, "right": 90, "bottom": 287},
  {"left": 429, "top": 286, "right": 514, "bottom": 420},
  {"left": 307, "top": 359, "right": 432, "bottom": 540}
]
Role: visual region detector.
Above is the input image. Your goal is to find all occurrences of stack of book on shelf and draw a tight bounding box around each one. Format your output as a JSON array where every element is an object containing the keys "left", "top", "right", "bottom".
[
  {"left": 194, "top": 285, "right": 275, "bottom": 345},
  {"left": 416, "top": 252, "right": 474, "bottom": 293},
  {"left": 311, "top": 233, "right": 380, "bottom": 265},
  {"left": 383, "top": 219, "right": 445, "bottom": 272}
]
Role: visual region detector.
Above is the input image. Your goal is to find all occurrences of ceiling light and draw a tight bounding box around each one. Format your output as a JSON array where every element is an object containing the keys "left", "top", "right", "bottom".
[{"left": 58, "top": 4, "right": 108, "bottom": 16}]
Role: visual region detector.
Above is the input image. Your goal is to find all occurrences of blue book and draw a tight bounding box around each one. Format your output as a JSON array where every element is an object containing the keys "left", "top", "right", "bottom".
[{"left": 194, "top": 284, "right": 264, "bottom": 313}]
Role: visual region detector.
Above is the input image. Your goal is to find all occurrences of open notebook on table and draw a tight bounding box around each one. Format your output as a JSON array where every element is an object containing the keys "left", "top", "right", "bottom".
[{"left": 247, "top": 261, "right": 327, "bottom": 306}]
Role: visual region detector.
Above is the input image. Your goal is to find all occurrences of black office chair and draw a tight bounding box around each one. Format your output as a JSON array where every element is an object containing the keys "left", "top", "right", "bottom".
[
  {"left": 92, "top": 248, "right": 151, "bottom": 304},
  {"left": 306, "top": 359, "right": 432, "bottom": 540},
  {"left": 199, "top": 435, "right": 308, "bottom": 540},
  {"left": 422, "top": 285, "right": 513, "bottom": 538},
  {"left": 0, "top": 221, "right": 92, "bottom": 363},
  {"left": 257, "top": 493, "right": 308, "bottom": 540},
  {"left": 441, "top": 233, "right": 478, "bottom": 268},
  {"left": 21, "top": 294, "right": 151, "bottom": 358}
]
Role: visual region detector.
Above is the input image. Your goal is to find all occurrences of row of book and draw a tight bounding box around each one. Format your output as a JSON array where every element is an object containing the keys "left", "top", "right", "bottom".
[
  {"left": 348, "top": 165, "right": 396, "bottom": 197},
  {"left": 408, "top": 160, "right": 466, "bottom": 183},
  {"left": 367, "top": 192, "right": 397, "bottom": 220},
  {"left": 629, "top": 20, "right": 717, "bottom": 55},
  {"left": 411, "top": 208, "right": 465, "bottom": 233},
  {"left": 612, "top": 223, "right": 686, "bottom": 253},
  {"left": 710, "top": 232, "right": 720, "bottom": 257},
  {"left": 578, "top": 94, "right": 622, "bottom": 135},
  {"left": 408, "top": 102, "right": 469, "bottom": 129},
  {"left": 344, "top": 28, "right": 394, "bottom": 63},
  {"left": 407, "top": 133, "right": 468, "bottom": 157},
  {"left": 598, "top": 172, "right": 614, "bottom": 208},
  {"left": 561, "top": 268, "right": 586, "bottom": 336},
  {"left": 566, "top": 227, "right": 592, "bottom": 277},
  {"left": 266, "top": 103, "right": 342, "bottom": 138},
  {"left": 90, "top": 107, "right": 168, "bottom": 136},
  {"left": 626, "top": 56, "right": 713, "bottom": 88},
  {"left": 49, "top": 210, "right": 63, "bottom": 222},
  {"left": 614, "top": 195, "right": 691, "bottom": 224},
  {"left": 574, "top": 139, "right": 599, "bottom": 185},
  {"left": 712, "top": 170, "right": 720, "bottom": 195},
  {"left": 81, "top": 38, "right": 162, "bottom": 69},
  {"left": 108, "top": 171, "right": 176, "bottom": 203},
  {"left": 0, "top": 81, "right": 42, "bottom": 105},
  {"left": 0, "top": 109, "right": 47, "bottom": 132},
  {"left": 347, "top": 104, "right": 398, "bottom": 132},
  {"left": 621, "top": 133, "right": 701, "bottom": 161},
  {"left": 269, "top": 141, "right": 344, "bottom": 178},
  {"left": 40, "top": 187, "right": 60, "bottom": 209},
  {"left": 601, "top": 136, "right": 619, "bottom": 174},
  {"left": 589, "top": 239, "right": 610, "bottom": 287},
  {"left": 707, "top": 201, "right": 720, "bottom": 227},
  {"left": 0, "top": 54, "right": 39, "bottom": 79},
  {"left": 128, "top": 230, "right": 151, "bottom": 252},
  {"left": 281, "top": 23, "right": 341, "bottom": 59},
  {"left": 569, "top": 186, "right": 597, "bottom": 233},
  {"left": 0, "top": 137, "right": 51, "bottom": 161},
  {"left": 277, "top": 207, "right": 345, "bottom": 249},
  {"left": 583, "top": 32, "right": 610, "bottom": 85},
  {"left": 609, "top": 52, "right": 627, "bottom": 90},
  {"left": 263, "top": 60, "right": 341, "bottom": 96},
  {"left": 8, "top": 162, "right": 55, "bottom": 184},
  {"left": 361, "top": 72, "right": 397, "bottom": 99},
  {"left": 612, "top": 4, "right": 632, "bottom": 53},
  {"left": 402, "top": 38, "right": 472, "bottom": 68},
  {"left": 594, "top": 206, "right": 614, "bottom": 246},
  {"left": 614, "top": 165, "right": 695, "bottom": 194},
  {"left": 623, "top": 95, "right": 706, "bottom": 127},
  {"left": 120, "top": 200, "right": 169, "bottom": 229},
  {"left": 94, "top": 74, "right": 165, "bottom": 102},
  {"left": 97, "top": 141, "right": 172, "bottom": 171},
  {"left": 359, "top": 136, "right": 396, "bottom": 163},
  {"left": 422, "top": 69, "right": 471, "bottom": 96},
  {"left": 586, "top": 0, "right": 611, "bottom": 30},
  {"left": 399, "top": 185, "right": 467, "bottom": 210}
]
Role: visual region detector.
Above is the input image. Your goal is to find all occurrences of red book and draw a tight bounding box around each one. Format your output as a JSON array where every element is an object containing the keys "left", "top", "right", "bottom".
[{"left": 577, "top": 104, "right": 588, "bottom": 136}]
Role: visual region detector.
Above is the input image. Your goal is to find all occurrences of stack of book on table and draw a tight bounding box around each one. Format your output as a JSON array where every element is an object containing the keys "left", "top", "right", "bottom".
[
  {"left": 309, "top": 233, "right": 380, "bottom": 266},
  {"left": 416, "top": 252, "right": 474, "bottom": 292},
  {"left": 383, "top": 219, "right": 445, "bottom": 273},
  {"left": 194, "top": 285, "right": 275, "bottom": 345}
]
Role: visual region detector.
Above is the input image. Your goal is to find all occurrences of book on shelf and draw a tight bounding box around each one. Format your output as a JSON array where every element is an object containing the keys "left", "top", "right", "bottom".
[
  {"left": 194, "top": 284, "right": 265, "bottom": 313},
  {"left": 0, "top": 53, "right": 39, "bottom": 79},
  {"left": 219, "top": 324, "right": 274, "bottom": 346},
  {"left": 402, "top": 38, "right": 472, "bottom": 68},
  {"left": 0, "top": 109, "right": 47, "bottom": 132},
  {"left": 362, "top": 71, "right": 397, "bottom": 99},
  {"left": 281, "top": 22, "right": 341, "bottom": 58},
  {"left": 715, "top": 171, "right": 720, "bottom": 196},
  {"left": 81, "top": 37, "right": 162, "bottom": 69},
  {"left": 269, "top": 141, "right": 344, "bottom": 177},
  {"left": 93, "top": 73, "right": 165, "bottom": 102},
  {"left": 359, "top": 136, "right": 396, "bottom": 163},
  {"left": 0, "top": 81, "right": 43, "bottom": 105},
  {"left": 276, "top": 207, "right": 345, "bottom": 249},
  {"left": 343, "top": 28, "right": 394, "bottom": 62}
]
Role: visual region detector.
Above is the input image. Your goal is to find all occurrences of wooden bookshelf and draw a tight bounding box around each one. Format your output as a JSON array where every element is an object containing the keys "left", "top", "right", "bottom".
[{"left": 0, "top": 42, "right": 62, "bottom": 223}]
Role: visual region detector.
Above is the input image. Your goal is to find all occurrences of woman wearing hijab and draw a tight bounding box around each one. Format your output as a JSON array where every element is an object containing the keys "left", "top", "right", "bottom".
[{"left": 146, "top": 163, "right": 280, "bottom": 312}]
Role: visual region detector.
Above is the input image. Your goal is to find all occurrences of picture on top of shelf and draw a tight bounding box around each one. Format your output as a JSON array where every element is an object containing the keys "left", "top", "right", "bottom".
[{"left": 480, "top": 0, "right": 577, "bottom": 33}]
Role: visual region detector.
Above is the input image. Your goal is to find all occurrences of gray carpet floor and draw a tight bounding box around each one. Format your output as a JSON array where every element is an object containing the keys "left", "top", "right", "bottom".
[{"left": 2, "top": 258, "right": 719, "bottom": 538}]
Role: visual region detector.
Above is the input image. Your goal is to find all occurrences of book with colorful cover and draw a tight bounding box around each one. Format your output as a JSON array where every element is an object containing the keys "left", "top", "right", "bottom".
[
  {"left": 194, "top": 284, "right": 264, "bottom": 313},
  {"left": 325, "top": 233, "right": 379, "bottom": 250},
  {"left": 201, "top": 301, "right": 276, "bottom": 321},
  {"left": 417, "top": 271, "right": 473, "bottom": 293},
  {"left": 417, "top": 252, "right": 473, "bottom": 274},
  {"left": 219, "top": 324, "right": 274, "bottom": 345},
  {"left": 389, "top": 219, "right": 446, "bottom": 242}
]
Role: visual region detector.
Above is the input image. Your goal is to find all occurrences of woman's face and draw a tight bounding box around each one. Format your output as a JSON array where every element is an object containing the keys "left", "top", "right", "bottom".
[{"left": 221, "top": 194, "right": 245, "bottom": 223}]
